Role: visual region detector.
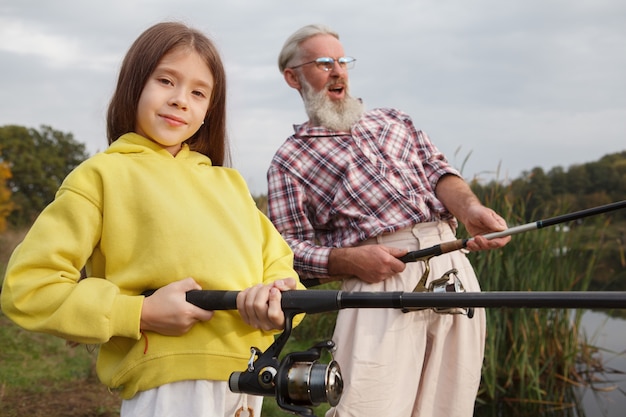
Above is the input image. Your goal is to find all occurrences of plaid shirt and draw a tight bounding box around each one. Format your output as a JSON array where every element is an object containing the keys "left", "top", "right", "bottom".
[{"left": 267, "top": 107, "right": 459, "bottom": 278}]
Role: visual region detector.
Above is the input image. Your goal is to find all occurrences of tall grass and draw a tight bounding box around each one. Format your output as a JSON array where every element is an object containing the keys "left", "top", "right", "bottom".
[{"left": 469, "top": 182, "right": 611, "bottom": 416}]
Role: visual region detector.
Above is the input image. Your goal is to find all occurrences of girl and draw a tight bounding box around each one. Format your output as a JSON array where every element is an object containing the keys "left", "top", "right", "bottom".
[{"left": 1, "top": 21, "right": 302, "bottom": 417}]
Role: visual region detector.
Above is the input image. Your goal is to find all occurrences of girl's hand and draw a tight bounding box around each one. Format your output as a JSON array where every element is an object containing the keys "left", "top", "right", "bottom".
[
  {"left": 141, "top": 277, "right": 214, "bottom": 336},
  {"left": 237, "top": 278, "right": 298, "bottom": 331}
]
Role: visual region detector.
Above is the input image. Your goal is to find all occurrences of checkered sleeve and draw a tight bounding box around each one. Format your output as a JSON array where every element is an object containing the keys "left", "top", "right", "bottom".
[{"left": 267, "top": 162, "right": 333, "bottom": 278}]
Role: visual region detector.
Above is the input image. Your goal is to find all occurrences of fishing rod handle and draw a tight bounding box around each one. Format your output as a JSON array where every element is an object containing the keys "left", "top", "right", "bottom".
[
  {"left": 142, "top": 288, "right": 239, "bottom": 310},
  {"left": 183, "top": 289, "right": 342, "bottom": 314},
  {"left": 400, "top": 223, "right": 533, "bottom": 263},
  {"left": 143, "top": 289, "right": 337, "bottom": 313},
  {"left": 185, "top": 290, "right": 238, "bottom": 310},
  {"left": 398, "top": 238, "right": 467, "bottom": 263}
]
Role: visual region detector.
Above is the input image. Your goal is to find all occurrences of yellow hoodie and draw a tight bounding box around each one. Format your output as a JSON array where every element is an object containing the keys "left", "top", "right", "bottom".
[{"left": 1, "top": 133, "right": 303, "bottom": 398}]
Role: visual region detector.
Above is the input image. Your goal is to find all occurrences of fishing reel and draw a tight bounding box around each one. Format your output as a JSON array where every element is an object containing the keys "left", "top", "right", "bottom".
[
  {"left": 229, "top": 314, "right": 343, "bottom": 416},
  {"left": 405, "top": 261, "right": 474, "bottom": 318}
]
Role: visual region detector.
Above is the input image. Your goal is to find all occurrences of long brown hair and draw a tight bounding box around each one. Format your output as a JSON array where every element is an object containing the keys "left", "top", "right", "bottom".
[{"left": 106, "top": 22, "right": 230, "bottom": 166}]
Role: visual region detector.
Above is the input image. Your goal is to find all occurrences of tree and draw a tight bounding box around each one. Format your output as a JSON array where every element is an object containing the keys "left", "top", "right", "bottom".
[
  {"left": 508, "top": 167, "right": 553, "bottom": 220},
  {"left": 0, "top": 125, "right": 89, "bottom": 226},
  {"left": 563, "top": 164, "right": 591, "bottom": 197},
  {"left": 547, "top": 166, "right": 567, "bottom": 195}
]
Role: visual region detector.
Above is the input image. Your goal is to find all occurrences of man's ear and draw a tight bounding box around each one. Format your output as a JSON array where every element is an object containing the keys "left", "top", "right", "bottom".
[{"left": 283, "top": 68, "right": 301, "bottom": 90}]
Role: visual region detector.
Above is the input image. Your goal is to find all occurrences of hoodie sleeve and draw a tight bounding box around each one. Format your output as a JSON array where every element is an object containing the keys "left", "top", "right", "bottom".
[{"left": 1, "top": 171, "right": 143, "bottom": 344}]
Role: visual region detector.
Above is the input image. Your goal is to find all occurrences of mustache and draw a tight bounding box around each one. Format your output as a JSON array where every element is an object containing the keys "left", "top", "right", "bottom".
[{"left": 327, "top": 78, "right": 348, "bottom": 90}]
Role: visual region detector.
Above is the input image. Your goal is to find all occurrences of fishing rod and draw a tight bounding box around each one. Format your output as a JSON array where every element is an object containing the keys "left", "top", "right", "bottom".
[
  {"left": 301, "top": 200, "right": 626, "bottom": 290},
  {"left": 397, "top": 200, "right": 626, "bottom": 293},
  {"left": 400, "top": 199, "right": 626, "bottom": 263},
  {"left": 184, "top": 289, "right": 626, "bottom": 313},
  {"left": 165, "top": 288, "right": 626, "bottom": 416}
]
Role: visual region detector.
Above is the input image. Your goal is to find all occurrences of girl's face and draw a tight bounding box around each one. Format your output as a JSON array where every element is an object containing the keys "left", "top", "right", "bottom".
[{"left": 135, "top": 48, "right": 214, "bottom": 156}]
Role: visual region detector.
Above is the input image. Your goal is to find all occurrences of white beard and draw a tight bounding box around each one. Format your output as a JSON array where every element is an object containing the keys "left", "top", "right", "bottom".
[{"left": 301, "top": 78, "right": 364, "bottom": 132}]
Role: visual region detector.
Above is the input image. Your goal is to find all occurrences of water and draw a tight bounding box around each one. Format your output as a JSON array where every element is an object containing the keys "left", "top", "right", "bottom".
[{"left": 579, "top": 310, "right": 626, "bottom": 417}]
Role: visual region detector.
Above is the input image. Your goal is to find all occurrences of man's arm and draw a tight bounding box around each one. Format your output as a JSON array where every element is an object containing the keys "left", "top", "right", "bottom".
[{"left": 435, "top": 174, "right": 510, "bottom": 251}]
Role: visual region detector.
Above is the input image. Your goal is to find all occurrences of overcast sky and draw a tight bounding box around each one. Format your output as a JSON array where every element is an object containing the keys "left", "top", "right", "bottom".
[{"left": 1, "top": 0, "right": 624, "bottom": 195}]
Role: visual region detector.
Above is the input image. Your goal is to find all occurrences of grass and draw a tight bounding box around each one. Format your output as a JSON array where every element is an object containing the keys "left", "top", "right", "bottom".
[
  {"left": 0, "top": 309, "right": 121, "bottom": 416},
  {"left": 0, "top": 313, "right": 94, "bottom": 388}
]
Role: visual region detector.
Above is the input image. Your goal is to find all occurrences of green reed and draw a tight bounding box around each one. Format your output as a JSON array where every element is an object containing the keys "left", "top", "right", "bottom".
[{"left": 467, "top": 183, "right": 609, "bottom": 416}]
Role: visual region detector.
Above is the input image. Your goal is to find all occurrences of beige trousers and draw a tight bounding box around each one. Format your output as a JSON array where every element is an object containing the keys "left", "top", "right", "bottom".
[{"left": 326, "top": 222, "right": 486, "bottom": 417}]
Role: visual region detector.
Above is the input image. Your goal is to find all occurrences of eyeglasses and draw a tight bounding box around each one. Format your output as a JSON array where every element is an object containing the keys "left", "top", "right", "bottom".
[{"left": 289, "top": 56, "right": 356, "bottom": 72}]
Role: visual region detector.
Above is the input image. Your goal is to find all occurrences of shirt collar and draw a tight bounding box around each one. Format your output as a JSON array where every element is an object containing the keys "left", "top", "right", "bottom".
[{"left": 292, "top": 121, "right": 353, "bottom": 138}]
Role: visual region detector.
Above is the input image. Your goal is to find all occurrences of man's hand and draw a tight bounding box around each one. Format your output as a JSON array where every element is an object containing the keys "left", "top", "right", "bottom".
[
  {"left": 237, "top": 278, "right": 298, "bottom": 331},
  {"left": 328, "top": 245, "right": 408, "bottom": 283},
  {"left": 462, "top": 204, "right": 511, "bottom": 251},
  {"left": 141, "top": 277, "right": 214, "bottom": 336},
  {"left": 435, "top": 174, "right": 510, "bottom": 252}
]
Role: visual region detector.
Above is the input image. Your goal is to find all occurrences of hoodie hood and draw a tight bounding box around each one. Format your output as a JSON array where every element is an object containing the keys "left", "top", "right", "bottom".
[{"left": 106, "top": 133, "right": 212, "bottom": 167}]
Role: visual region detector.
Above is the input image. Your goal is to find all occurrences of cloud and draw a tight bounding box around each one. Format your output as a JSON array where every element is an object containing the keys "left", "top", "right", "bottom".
[
  {"left": 0, "top": 0, "right": 624, "bottom": 195},
  {"left": 0, "top": 18, "right": 81, "bottom": 68}
]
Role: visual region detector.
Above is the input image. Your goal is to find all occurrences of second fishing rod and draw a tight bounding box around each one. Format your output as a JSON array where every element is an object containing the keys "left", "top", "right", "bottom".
[
  {"left": 301, "top": 200, "right": 626, "bottom": 290},
  {"left": 359, "top": 199, "right": 626, "bottom": 296},
  {"left": 399, "top": 199, "right": 626, "bottom": 264}
]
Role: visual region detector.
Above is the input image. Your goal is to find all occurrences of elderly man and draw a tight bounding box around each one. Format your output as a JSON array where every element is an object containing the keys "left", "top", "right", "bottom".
[{"left": 267, "top": 24, "right": 510, "bottom": 417}]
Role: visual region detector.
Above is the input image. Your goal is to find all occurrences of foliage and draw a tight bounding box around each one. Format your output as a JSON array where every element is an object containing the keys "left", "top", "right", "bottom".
[
  {"left": 471, "top": 150, "right": 626, "bottom": 224},
  {"left": 469, "top": 151, "right": 626, "bottom": 294},
  {"left": 0, "top": 162, "right": 14, "bottom": 232},
  {"left": 0, "top": 125, "right": 89, "bottom": 226}
]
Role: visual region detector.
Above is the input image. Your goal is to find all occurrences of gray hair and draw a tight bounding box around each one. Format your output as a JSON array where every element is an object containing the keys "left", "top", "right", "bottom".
[{"left": 278, "top": 24, "right": 340, "bottom": 73}]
